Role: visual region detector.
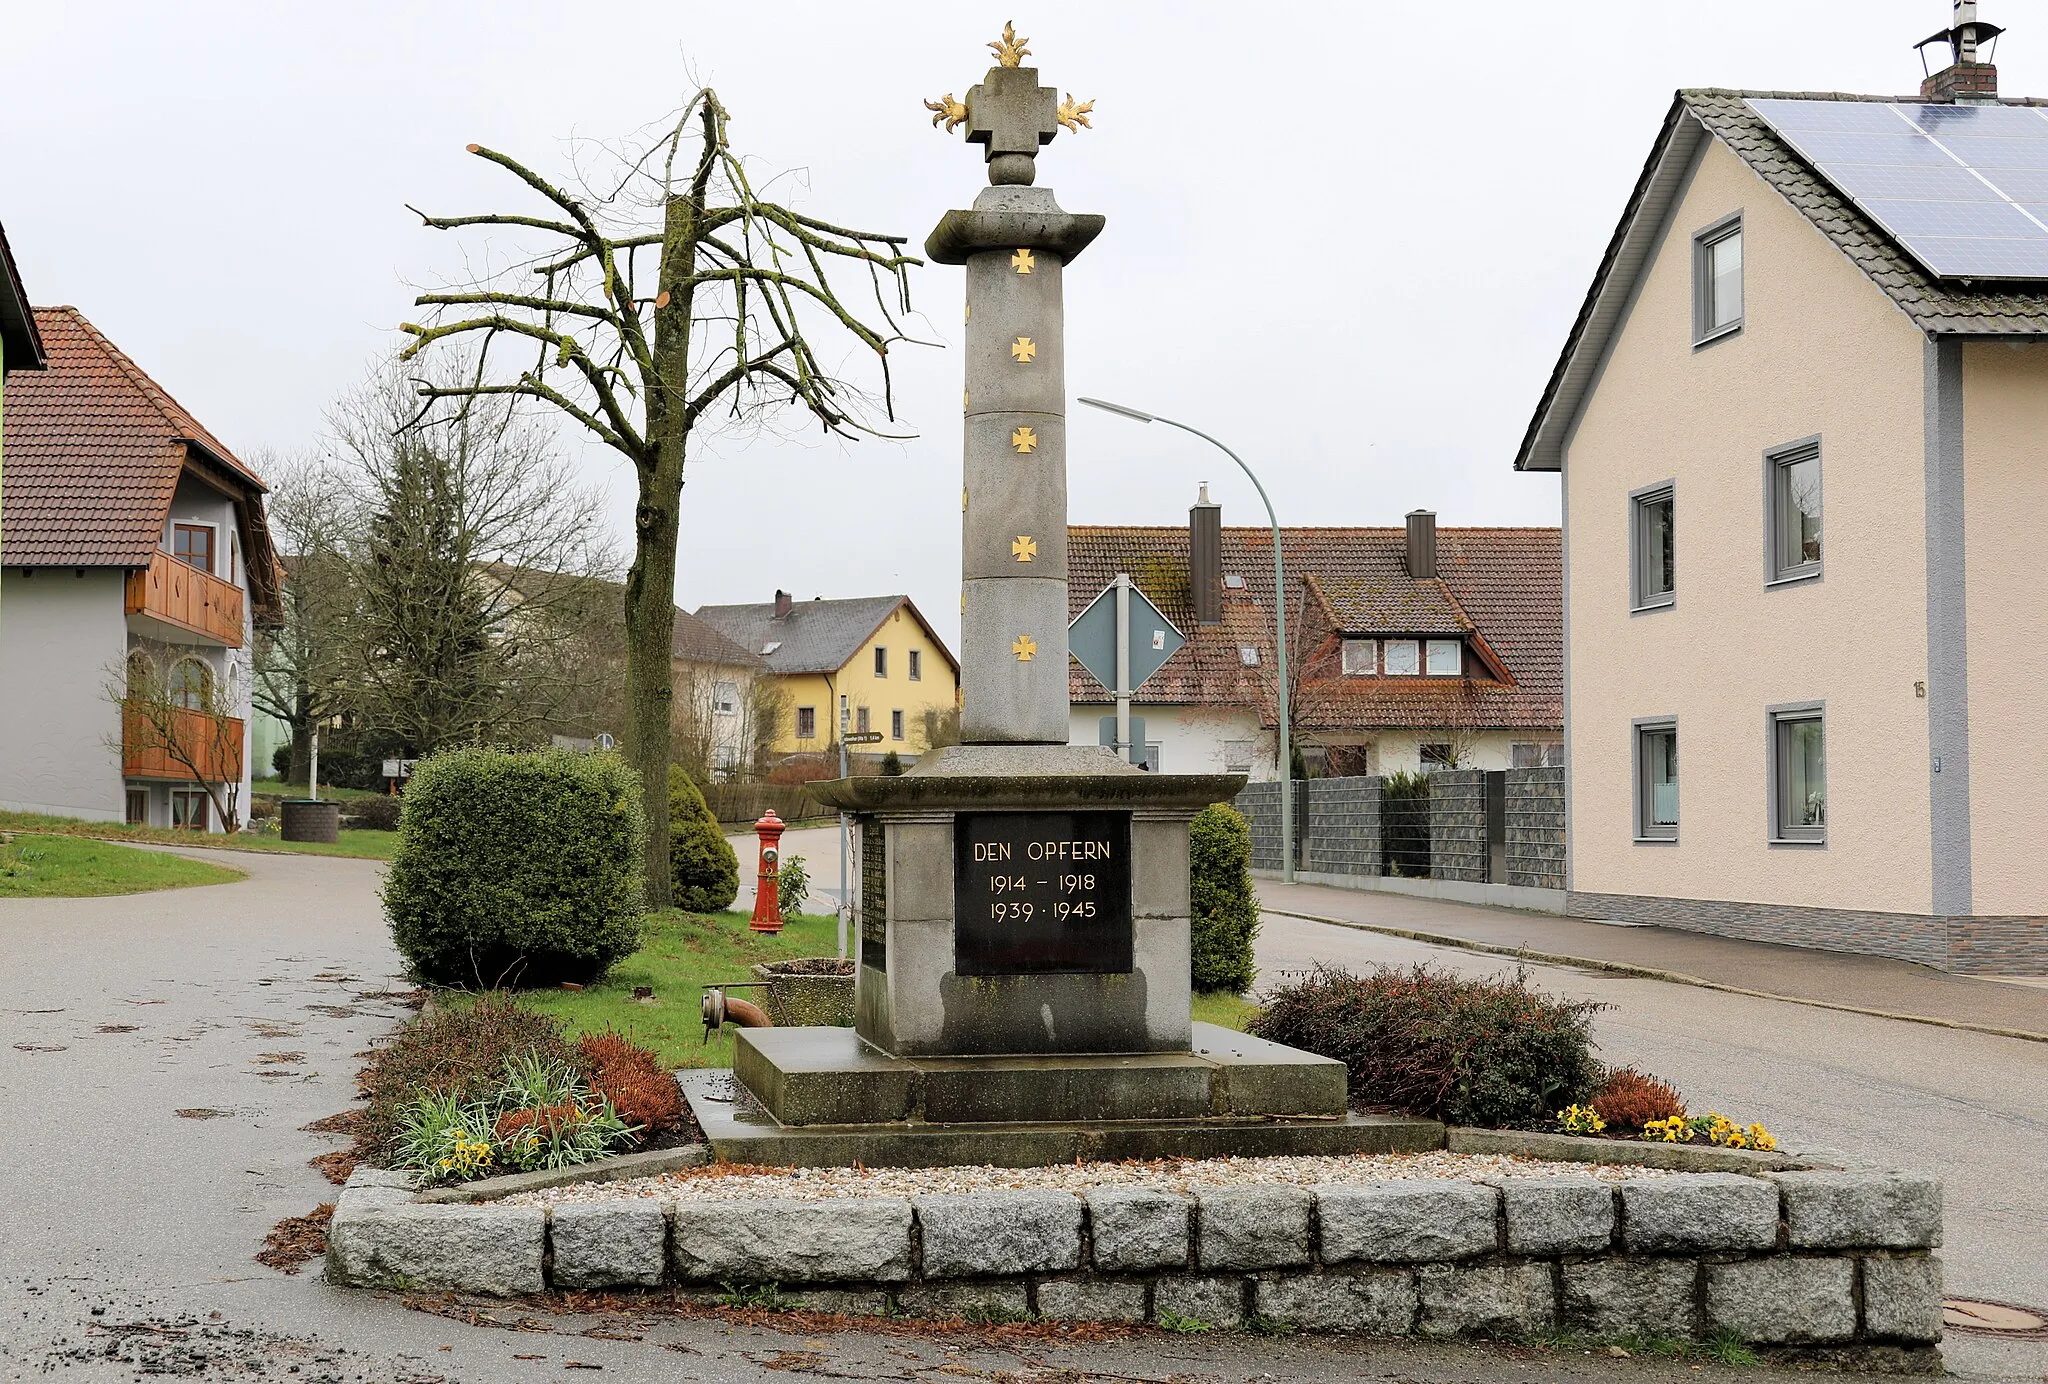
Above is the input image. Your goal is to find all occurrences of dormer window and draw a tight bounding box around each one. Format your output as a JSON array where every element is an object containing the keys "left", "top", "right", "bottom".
[
  {"left": 1384, "top": 640, "right": 1420, "bottom": 676},
  {"left": 173, "top": 523, "right": 214, "bottom": 574},
  {"left": 1341, "top": 639, "right": 1376, "bottom": 675},
  {"left": 1425, "top": 640, "right": 1463, "bottom": 676}
]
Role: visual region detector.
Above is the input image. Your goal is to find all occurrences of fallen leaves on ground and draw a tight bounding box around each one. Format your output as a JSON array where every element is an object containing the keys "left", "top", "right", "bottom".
[
  {"left": 310, "top": 1148, "right": 359, "bottom": 1184},
  {"left": 256, "top": 1203, "right": 335, "bottom": 1272},
  {"left": 302, "top": 1108, "right": 365, "bottom": 1134},
  {"left": 174, "top": 1108, "right": 229, "bottom": 1119}
]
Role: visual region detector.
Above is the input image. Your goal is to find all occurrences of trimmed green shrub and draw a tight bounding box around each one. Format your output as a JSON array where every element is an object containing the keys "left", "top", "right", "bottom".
[
  {"left": 345, "top": 794, "right": 402, "bottom": 832},
  {"left": 1190, "top": 802, "right": 1259, "bottom": 994},
  {"left": 1247, "top": 963, "right": 1603, "bottom": 1128},
  {"left": 668, "top": 766, "right": 739, "bottom": 912},
  {"left": 384, "top": 747, "right": 646, "bottom": 988}
]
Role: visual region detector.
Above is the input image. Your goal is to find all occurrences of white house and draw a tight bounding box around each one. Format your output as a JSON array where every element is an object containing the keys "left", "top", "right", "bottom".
[{"left": 0, "top": 307, "right": 280, "bottom": 830}]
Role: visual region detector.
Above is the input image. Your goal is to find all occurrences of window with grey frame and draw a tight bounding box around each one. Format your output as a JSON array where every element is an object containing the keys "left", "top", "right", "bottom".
[
  {"left": 1694, "top": 215, "right": 1743, "bottom": 343},
  {"left": 1770, "top": 707, "right": 1826, "bottom": 843},
  {"left": 1631, "top": 485, "right": 1675, "bottom": 610},
  {"left": 1635, "top": 720, "right": 1678, "bottom": 840},
  {"left": 1767, "top": 441, "right": 1822, "bottom": 584}
]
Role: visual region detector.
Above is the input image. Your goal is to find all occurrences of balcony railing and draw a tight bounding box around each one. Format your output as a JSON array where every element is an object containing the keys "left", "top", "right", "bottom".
[
  {"left": 122, "top": 705, "right": 245, "bottom": 783},
  {"left": 125, "top": 550, "right": 245, "bottom": 647}
]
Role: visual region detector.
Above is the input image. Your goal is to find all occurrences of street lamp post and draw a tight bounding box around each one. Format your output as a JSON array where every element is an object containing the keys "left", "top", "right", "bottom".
[{"left": 1078, "top": 398, "right": 1294, "bottom": 884}]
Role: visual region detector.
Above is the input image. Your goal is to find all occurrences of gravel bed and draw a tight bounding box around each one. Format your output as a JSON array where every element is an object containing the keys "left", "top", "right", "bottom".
[{"left": 500, "top": 1150, "right": 1677, "bottom": 1207}]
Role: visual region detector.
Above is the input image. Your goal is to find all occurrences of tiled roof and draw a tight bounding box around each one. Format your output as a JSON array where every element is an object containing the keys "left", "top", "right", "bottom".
[
  {"left": 1685, "top": 90, "right": 2048, "bottom": 334},
  {"left": 671, "top": 606, "right": 762, "bottom": 668},
  {"left": 1520, "top": 88, "right": 2048, "bottom": 471},
  {"left": 1, "top": 307, "right": 275, "bottom": 587},
  {"left": 1067, "top": 526, "right": 1561, "bottom": 733},
  {"left": 694, "top": 594, "right": 959, "bottom": 677}
]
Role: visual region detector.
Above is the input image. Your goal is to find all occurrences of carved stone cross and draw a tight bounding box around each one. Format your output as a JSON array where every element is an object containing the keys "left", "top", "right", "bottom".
[{"left": 966, "top": 67, "right": 1059, "bottom": 184}]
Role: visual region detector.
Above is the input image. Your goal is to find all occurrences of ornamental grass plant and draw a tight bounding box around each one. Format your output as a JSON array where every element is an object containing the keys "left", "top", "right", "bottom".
[{"left": 1247, "top": 963, "right": 1603, "bottom": 1128}]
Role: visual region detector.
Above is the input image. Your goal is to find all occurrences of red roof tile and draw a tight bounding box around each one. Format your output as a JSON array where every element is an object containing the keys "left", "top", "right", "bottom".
[
  {"left": 2, "top": 308, "right": 278, "bottom": 612},
  {"left": 1068, "top": 525, "right": 1561, "bottom": 733}
]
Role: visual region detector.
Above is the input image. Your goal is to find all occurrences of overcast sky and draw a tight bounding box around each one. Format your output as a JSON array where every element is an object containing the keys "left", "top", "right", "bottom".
[{"left": 6, "top": 1, "right": 2033, "bottom": 653}]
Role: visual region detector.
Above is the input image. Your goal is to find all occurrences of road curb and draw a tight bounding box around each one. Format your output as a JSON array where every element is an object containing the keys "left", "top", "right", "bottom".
[{"left": 1262, "top": 907, "right": 2048, "bottom": 1047}]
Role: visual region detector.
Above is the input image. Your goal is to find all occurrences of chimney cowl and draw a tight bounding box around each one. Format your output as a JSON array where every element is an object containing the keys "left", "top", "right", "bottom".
[
  {"left": 1917, "top": 0, "right": 2002, "bottom": 100},
  {"left": 773, "top": 589, "right": 793, "bottom": 619},
  {"left": 1405, "top": 509, "right": 1438, "bottom": 580}
]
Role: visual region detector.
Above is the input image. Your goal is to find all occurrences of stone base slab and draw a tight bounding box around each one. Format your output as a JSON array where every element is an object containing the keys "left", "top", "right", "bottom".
[{"left": 733, "top": 1023, "right": 1348, "bottom": 1129}]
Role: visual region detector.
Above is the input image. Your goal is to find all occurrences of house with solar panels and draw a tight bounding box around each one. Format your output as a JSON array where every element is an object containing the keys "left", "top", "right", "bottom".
[{"left": 1517, "top": 2, "right": 2048, "bottom": 973}]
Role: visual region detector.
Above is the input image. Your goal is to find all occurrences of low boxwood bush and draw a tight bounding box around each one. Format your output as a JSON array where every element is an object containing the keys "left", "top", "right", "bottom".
[
  {"left": 1247, "top": 963, "right": 1602, "bottom": 1127},
  {"left": 384, "top": 747, "right": 646, "bottom": 988},
  {"left": 345, "top": 795, "right": 402, "bottom": 832},
  {"left": 668, "top": 766, "right": 738, "bottom": 912},
  {"left": 1190, "top": 803, "right": 1258, "bottom": 994}
]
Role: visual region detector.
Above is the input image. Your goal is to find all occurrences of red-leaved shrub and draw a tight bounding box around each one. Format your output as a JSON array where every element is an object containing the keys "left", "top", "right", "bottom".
[
  {"left": 494, "top": 1102, "right": 585, "bottom": 1143},
  {"left": 1591, "top": 1067, "right": 1686, "bottom": 1129},
  {"left": 576, "top": 1031, "right": 683, "bottom": 1137}
]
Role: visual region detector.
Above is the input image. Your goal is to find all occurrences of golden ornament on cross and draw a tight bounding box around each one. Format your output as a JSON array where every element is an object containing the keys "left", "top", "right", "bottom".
[
  {"left": 923, "top": 94, "right": 968, "bottom": 132},
  {"left": 989, "top": 21, "right": 1030, "bottom": 67},
  {"left": 1012, "top": 634, "right": 1038, "bottom": 661},
  {"left": 1010, "top": 337, "right": 1037, "bottom": 363},
  {"left": 1012, "top": 535, "right": 1038, "bottom": 562},
  {"left": 1011, "top": 248, "right": 1035, "bottom": 274},
  {"left": 1056, "top": 94, "right": 1095, "bottom": 132},
  {"left": 1010, "top": 426, "right": 1039, "bottom": 453}
]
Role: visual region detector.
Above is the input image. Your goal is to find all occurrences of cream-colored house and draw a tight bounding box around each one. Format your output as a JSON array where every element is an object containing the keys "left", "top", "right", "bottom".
[{"left": 1518, "top": 29, "right": 2048, "bottom": 973}]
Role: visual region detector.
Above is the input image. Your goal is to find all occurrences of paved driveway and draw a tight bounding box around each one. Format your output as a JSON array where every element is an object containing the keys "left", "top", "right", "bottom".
[{"left": 1, "top": 848, "right": 2036, "bottom": 1380}]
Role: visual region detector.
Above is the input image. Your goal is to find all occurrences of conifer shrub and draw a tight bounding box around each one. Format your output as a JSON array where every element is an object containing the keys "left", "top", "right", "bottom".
[
  {"left": 667, "top": 766, "right": 739, "bottom": 912},
  {"left": 1591, "top": 1066, "right": 1686, "bottom": 1130},
  {"left": 383, "top": 747, "right": 646, "bottom": 988},
  {"left": 1190, "top": 802, "right": 1259, "bottom": 994},
  {"left": 1247, "top": 963, "right": 1603, "bottom": 1127}
]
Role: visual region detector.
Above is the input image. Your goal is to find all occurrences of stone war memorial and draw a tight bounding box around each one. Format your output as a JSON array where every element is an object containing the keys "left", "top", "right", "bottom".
[
  {"left": 680, "top": 24, "right": 1432, "bottom": 1167},
  {"left": 325, "top": 31, "right": 1946, "bottom": 1362}
]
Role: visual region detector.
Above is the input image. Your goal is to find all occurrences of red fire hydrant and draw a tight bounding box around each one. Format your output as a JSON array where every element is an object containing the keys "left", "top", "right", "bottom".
[{"left": 749, "top": 808, "right": 787, "bottom": 933}]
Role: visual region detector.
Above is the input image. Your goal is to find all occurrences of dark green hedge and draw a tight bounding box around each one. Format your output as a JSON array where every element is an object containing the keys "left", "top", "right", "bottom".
[
  {"left": 384, "top": 747, "right": 646, "bottom": 987},
  {"left": 669, "top": 766, "right": 739, "bottom": 913},
  {"left": 1190, "top": 802, "right": 1259, "bottom": 994}
]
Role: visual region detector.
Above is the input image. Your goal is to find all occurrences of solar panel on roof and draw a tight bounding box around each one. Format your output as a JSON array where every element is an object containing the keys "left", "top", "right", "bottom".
[{"left": 1747, "top": 98, "right": 2048, "bottom": 280}]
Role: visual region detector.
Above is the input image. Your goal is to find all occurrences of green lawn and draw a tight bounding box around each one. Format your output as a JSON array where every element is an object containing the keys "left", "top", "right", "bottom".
[
  {"left": 0, "top": 834, "right": 245, "bottom": 897},
  {"left": 0, "top": 810, "right": 398, "bottom": 861},
  {"left": 251, "top": 780, "right": 393, "bottom": 802},
  {"left": 523, "top": 907, "right": 1261, "bottom": 1069}
]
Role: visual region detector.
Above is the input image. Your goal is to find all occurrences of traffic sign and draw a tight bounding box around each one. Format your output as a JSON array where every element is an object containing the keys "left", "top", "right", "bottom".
[
  {"left": 844, "top": 731, "right": 886, "bottom": 745},
  {"left": 1069, "top": 580, "right": 1184, "bottom": 695}
]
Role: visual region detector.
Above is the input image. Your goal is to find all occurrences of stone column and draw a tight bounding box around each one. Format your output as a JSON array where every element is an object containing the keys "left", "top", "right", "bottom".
[{"left": 960, "top": 188, "right": 1072, "bottom": 744}]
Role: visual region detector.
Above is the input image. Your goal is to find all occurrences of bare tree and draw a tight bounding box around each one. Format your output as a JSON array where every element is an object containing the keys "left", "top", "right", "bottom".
[
  {"left": 332, "top": 359, "right": 618, "bottom": 753},
  {"left": 114, "top": 641, "right": 248, "bottom": 831},
  {"left": 250, "top": 449, "right": 357, "bottom": 785},
  {"left": 398, "top": 89, "right": 922, "bottom": 905}
]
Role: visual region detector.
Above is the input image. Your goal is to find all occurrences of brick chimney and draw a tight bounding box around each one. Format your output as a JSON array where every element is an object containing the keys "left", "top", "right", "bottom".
[
  {"left": 1405, "top": 509, "right": 1437, "bottom": 580},
  {"left": 773, "top": 589, "right": 793, "bottom": 619},
  {"left": 1189, "top": 483, "right": 1222, "bottom": 625},
  {"left": 1919, "top": 1, "right": 2001, "bottom": 101}
]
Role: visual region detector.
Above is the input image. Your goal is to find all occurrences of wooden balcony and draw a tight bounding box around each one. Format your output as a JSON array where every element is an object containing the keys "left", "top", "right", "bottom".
[
  {"left": 125, "top": 550, "right": 245, "bottom": 647},
  {"left": 123, "top": 705, "right": 245, "bottom": 783}
]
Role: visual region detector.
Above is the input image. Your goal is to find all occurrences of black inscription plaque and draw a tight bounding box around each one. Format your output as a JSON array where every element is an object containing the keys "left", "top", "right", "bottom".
[{"left": 954, "top": 811, "right": 1132, "bottom": 975}]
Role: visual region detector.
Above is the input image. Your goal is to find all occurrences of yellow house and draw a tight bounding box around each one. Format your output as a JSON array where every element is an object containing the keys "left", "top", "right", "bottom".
[
  {"left": 693, "top": 591, "right": 959, "bottom": 761},
  {"left": 1516, "top": 31, "right": 2048, "bottom": 973}
]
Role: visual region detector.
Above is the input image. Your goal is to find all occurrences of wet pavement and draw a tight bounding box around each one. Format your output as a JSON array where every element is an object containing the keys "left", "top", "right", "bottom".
[{"left": 3, "top": 846, "right": 2044, "bottom": 1380}]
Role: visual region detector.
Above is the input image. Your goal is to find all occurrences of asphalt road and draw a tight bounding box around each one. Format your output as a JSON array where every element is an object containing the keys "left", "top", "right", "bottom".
[{"left": 2, "top": 845, "right": 2041, "bottom": 1381}]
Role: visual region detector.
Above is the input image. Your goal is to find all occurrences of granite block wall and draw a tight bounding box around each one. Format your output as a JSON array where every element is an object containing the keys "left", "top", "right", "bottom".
[
  {"left": 1506, "top": 767, "right": 1566, "bottom": 890},
  {"left": 1426, "top": 771, "right": 1488, "bottom": 884}
]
